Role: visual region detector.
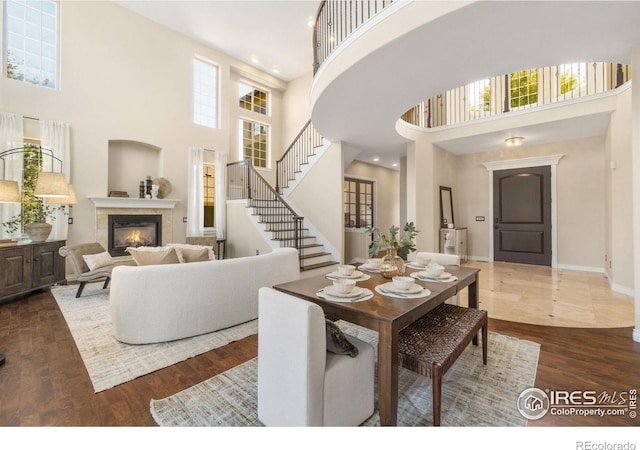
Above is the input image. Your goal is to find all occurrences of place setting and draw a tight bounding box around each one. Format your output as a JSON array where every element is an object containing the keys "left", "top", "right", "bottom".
[
  {"left": 316, "top": 278, "right": 373, "bottom": 303},
  {"left": 410, "top": 263, "right": 458, "bottom": 283},
  {"left": 358, "top": 258, "right": 383, "bottom": 273},
  {"left": 405, "top": 254, "right": 432, "bottom": 270},
  {"left": 326, "top": 264, "right": 371, "bottom": 281},
  {"left": 375, "top": 276, "right": 431, "bottom": 299}
]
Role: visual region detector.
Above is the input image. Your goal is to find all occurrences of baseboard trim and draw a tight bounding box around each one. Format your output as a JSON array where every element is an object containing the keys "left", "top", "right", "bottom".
[
  {"left": 556, "top": 264, "right": 604, "bottom": 273},
  {"left": 468, "top": 256, "right": 490, "bottom": 262}
]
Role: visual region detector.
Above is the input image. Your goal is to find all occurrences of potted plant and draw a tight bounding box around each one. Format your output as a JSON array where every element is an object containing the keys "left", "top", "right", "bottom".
[
  {"left": 367, "top": 222, "right": 419, "bottom": 277},
  {"left": 1, "top": 144, "right": 61, "bottom": 242}
]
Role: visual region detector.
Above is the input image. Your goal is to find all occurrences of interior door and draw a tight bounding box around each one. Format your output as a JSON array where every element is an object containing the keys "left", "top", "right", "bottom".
[{"left": 493, "top": 166, "right": 551, "bottom": 265}]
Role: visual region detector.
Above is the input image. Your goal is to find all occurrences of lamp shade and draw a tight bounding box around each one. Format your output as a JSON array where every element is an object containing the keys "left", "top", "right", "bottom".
[
  {"left": 46, "top": 183, "right": 77, "bottom": 205},
  {"left": 0, "top": 180, "right": 22, "bottom": 203},
  {"left": 34, "top": 172, "right": 70, "bottom": 198}
]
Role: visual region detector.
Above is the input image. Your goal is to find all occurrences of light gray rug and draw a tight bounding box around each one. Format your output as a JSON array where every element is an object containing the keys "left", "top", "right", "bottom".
[
  {"left": 150, "top": 322, "right": 540, "bottom": 426},
  {"left": 51, "top": 283, "right": 258, "bottom": 393}
]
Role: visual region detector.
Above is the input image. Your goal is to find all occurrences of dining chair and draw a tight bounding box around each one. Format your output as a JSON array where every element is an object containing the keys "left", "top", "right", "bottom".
[{"left": 257, "top": 287, "right": 375, "bottom": 426}]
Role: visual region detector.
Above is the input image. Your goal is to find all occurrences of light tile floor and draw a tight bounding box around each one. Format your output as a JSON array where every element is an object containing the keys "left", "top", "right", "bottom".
[{"left": 457, "top": 260, "right": 635, "bottom": 328}]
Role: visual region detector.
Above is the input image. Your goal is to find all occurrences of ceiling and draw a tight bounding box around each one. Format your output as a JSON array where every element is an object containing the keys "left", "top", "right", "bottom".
[
  {"left": 115, "top": 1, "right": 640, "bottom": 169},
  {"left": 115, "top": 0, "right": 319, "bottom": 82}
]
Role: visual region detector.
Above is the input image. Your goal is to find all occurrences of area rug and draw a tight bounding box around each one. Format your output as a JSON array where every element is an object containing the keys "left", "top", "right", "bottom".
[
  {"left": 50, "top": 284, "right": 258, "bottom": 393},
  {"left": 150, "top": 322, "right": 540, "bottom": 426}
]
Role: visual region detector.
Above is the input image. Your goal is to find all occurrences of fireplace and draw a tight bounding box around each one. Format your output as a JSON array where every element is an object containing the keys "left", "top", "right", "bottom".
[{"left": 108, "top": 214, "right": 162, "bottom": 257}]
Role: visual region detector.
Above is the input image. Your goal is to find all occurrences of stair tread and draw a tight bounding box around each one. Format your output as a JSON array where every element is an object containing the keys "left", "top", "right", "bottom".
[
  {"left": 272, "top": 236, "right": 316, "bottom": 241},
  {"left": 300, "top": 252, "right": 331, "bottom": 260},
  {"left": 301, "top": 261, "right": 339, "bottom": 271}
]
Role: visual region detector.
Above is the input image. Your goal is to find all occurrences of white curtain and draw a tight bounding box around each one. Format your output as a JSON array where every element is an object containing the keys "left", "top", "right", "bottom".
[
  {"left": 187, "top": 146, "right": 204, "bottom": 237},
  {"left": 214, "top": 151, "right": 227, "bottom": 239},
  {"left": 40, "top": 120, "right": 71, "bottom": 241},
  {"left": 0, "top": 112, "right": 24, "bottom": 239}
]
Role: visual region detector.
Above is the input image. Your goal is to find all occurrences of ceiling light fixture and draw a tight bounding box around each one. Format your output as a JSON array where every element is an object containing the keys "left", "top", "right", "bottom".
[
  {"left": 373, "top": 157, "right": 380, "bottom": 162},
  {"left": 505, "top": 136, "right": 524, "bottom": 146}
]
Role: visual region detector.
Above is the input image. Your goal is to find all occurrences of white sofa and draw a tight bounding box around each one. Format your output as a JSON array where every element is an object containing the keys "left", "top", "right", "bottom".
[{"left": 110, "top": 248, "right": 300, "bottom": 344}]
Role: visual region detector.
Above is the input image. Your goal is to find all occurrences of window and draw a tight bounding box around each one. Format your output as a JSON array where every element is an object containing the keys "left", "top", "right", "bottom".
[
  {"left": 558, "top": 63, "right": 586, "bottom": 97},
  {"left": 193, "top": 57, "right": 218, "bottom": 127},
  {"left": 510, "top": 69, "right": 538, "bottom": 108},
  {"left": 240, "top": 119, "right": 269, "bottom": 168},
  {"left": 468, "top": 79, "right": 490, "bottom": 115},
  {"left": 203, "top": 163, "right": 215, "bottom": 228},
  {"left": 4, "top": 0, "right": 58, "bottom": 88},
  {"left": 343, "top": 178, "right": 373, "bottom": 228},
  {"left": 239, "top": 82, "right": 268, "bottom": 115}
]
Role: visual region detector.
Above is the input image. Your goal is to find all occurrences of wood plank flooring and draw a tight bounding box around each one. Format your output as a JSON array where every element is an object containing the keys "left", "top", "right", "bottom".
[{"left": 0, "top": 261, "right": 638, "bottom": 427}]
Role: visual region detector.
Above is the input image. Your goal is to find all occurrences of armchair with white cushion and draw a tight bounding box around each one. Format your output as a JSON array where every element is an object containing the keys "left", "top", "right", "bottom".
[{"left": 257, "top": 287, "right": 375, "bottom": 426}]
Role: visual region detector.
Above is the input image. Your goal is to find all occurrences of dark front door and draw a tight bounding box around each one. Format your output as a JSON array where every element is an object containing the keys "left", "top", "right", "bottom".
[{"left": 493, "top": 166, "right": 551, "bottom": 266}]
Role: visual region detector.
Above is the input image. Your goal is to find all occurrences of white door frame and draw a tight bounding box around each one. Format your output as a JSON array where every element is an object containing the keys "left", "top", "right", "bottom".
[{"left": 483, "top": 154, "right": 564, "bottom": 268}]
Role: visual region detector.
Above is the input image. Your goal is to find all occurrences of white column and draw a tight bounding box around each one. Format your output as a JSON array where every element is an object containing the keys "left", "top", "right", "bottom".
[{"left": 632, "top": 45, "right": 640, "bottom": 343}]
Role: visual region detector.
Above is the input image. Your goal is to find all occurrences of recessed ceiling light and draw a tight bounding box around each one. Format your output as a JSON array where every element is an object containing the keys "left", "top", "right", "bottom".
[
  {"left": 251, "top": 57, "right": 260, "bottom": 64},
  {"left": 373, "top": 157, "right": 380, "bottom": 162},
  {"left": 272, "top": 68, "right": 279, "bottom": 74},
  {"left": 505, "top": 136, "right": 524, "bottom": 146},
  {"left": 307, "top": 19, "right": 315, "bottom": 28},
  {"left": 392, "top": 163, "right": 398, "bottom": 167}
]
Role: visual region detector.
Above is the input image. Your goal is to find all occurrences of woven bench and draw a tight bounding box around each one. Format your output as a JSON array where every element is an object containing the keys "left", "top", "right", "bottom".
[{"left": 399, "top": 303, "right": 488, "bottom": 426}]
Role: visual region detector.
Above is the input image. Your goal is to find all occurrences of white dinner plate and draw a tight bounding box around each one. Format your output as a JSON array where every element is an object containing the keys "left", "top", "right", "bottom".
[
  {"left": 323, "top": 285, "right": 365, "bottom": 298},
  {"left": 379, "top": 282, "right": 424, "bottom": 295},
  {"left": 327, "top": 270, "right": 364, "bottom": 279}
]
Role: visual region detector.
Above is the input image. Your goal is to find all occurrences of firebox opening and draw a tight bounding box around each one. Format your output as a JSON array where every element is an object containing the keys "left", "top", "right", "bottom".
[{"left": 108, "top": 214, "right": 162, "bottom": 257}]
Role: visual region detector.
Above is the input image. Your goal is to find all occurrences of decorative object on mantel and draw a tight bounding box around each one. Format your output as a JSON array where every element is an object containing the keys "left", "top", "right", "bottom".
[
  {"left": 139, "top": 181, "right": 145, "bottom": 199},
  {"left": 109, "top": 191, "right": 129, "bottom": 198},
  {"left": 153, "top": 177, "right": 172, "bottom": 199},
  {"left": 151, "top": 184, "right": 159, "bottom": 199}
]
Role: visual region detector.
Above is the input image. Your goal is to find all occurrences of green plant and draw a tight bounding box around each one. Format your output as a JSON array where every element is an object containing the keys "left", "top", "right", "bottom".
[
  {"left": 1, "top": 144, "right": 62, "bottom": 235},
  {"left": 367, "top": 222, "right": 419, "bottom": 258}
]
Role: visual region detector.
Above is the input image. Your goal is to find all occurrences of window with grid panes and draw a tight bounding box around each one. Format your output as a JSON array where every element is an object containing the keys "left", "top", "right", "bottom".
[
  {"left": 4, "top": 0, "right": 58, "bottom": 88},
  {"left": 510, "top": 69, "right": 538, "bottom": 108},
  {"left": 193, "top": 57, "right": 218, "bottom": 128},
  {"left": 203, "top": 163, "right": 215, "bottom": 228},
  {"left": 343, "top": 178, "right": 373, "bottom": 228},
  {"left": 239, "top": 82, "right": 268, "bottom": 115},
  {"left": 240, "top": 119, "right": 269, "bottom": 168}
]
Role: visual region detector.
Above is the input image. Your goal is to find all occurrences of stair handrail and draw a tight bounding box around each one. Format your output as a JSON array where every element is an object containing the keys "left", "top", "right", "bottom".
[
  {"left": 227, "top": 160, "right": 304, "bottom": 267},
  {"left": 275, "top": 119, "right": 323, "bottom": 194},
  {"left": 313, "top": 0, "right": 395, "bottom": 74}
]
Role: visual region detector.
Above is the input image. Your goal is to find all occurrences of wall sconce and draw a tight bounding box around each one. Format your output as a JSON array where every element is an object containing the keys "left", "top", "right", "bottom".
[
  {"left": 0, "top": 147, "right": 70, "bottom": 203},
  {"left": 505, "top": 136, "right": 524, "bottom": 146}
]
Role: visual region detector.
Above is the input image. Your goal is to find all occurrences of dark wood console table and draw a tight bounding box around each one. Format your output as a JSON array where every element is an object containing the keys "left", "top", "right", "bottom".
[{"left": 0, "top": 239, "right": 66, "bottom": 303}]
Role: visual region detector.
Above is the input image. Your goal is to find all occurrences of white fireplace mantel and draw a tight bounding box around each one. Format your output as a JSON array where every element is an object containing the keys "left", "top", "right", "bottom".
[{"left": 89, "top": 197, "right": 178, "bottom": 209}]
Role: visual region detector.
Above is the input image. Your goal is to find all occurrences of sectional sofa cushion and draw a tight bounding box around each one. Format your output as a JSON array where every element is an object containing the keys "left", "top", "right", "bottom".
[
  {"left": 167, "top": 243, "right": 216, "bottom": 263},
  {"left": 126, "top": 246, "right": 180, "bottom": 266}
]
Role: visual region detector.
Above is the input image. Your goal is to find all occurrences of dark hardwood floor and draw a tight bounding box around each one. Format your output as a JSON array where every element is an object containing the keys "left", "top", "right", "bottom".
[{"left": 0, "top": 286, "right": 639, "bottom": 427}]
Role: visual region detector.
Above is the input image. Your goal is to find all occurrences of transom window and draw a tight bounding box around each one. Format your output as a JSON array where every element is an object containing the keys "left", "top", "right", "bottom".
[
  {"left": 239, "top": 82, "right": 268, "bottom": 115},
  {"left": 4, "top": 0, "right": 58, "bottom": 89},
  {"left": 193, "top": 57, "right": 219, "bottom": 128},
  {"left": 344, "top": 178, "right": 374, "bottom": 228},
  {"left": 240, "top": 119, "right": 269, "bottom": 168},
  {"left": 510, "top": 69, "right": 538, "bottom": 108},
  {"left": 203, "top": 163, "right": 215, "bottom": 228}
]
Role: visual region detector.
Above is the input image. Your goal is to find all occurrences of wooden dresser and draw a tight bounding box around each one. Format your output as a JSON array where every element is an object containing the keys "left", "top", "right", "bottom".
[{"left": 0, "top": 240, "right": 66, "bottom": 303}]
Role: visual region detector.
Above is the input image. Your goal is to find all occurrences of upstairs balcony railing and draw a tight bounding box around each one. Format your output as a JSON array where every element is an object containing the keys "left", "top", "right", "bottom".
[
  {"left": 313, "top": 0, "right": 395, "bottom": 73},
  {"left": 401, "top": 62, "right": 632, "bottom": 129}
]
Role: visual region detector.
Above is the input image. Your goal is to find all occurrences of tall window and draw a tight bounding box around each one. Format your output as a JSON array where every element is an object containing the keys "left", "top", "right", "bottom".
[
  {"left": 4, "top": 0, "right": 58, "bottom": 88},
  {"left": 240, "top": 119, "right": 268, "bottom": 168},
  {"left": 239, "top": 82, "right": 268, "bottom": 115},
  {"left": 510, "top": 69, "right": 538, "bottom": 108},
  {"left": 203, "top": 163, "right": 215, "bottom": 228},
  {"left": 343, "top": 178, "right": 373, "bottom": 228},
  {"left": 193, "top": 57, "right": 218, "bottom": 128}
]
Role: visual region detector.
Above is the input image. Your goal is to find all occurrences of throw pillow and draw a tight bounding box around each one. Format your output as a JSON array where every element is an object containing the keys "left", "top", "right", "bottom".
[
  {"left": 126, "top": 246, "right": 180, "bottom": 266},
  {"left": 82, "top": 251, "right": 113, "bottom": 271},
  {"left": 167, "top": 243, "right": 216, "bottom": 263},
  {"left": 325, "top": 319, "right": 359, "bottom": 358}
]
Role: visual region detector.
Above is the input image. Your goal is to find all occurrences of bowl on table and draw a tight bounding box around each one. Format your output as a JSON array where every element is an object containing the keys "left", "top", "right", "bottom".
[
  {"left": 415, "top": 255, "right": 431, "bottom": 267},
  {"left": 367, "top": 258, "right": 382, "bottom": 269},
  {"left": 333, "top": 278, "right": 356, "bottom": 294},
  {"left": 392, "top": 276, "right": 415, "bottom": 291},
  {"left": 425, "top": 264, "right": 445, "bottom": 277},
  {"left": 337, "top": 264, "right": 356, "bottom": 276}
]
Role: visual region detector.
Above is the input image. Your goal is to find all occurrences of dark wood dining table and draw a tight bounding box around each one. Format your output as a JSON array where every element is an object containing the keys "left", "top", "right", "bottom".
[{"left": 273, "top": 263, "right": 480, "bottom": 426}]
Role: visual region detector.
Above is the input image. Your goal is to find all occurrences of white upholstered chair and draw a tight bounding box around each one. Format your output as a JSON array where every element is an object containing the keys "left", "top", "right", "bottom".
[
  {"left": 257, "top": 287, "right": 375, "bottom": 426},
  {"left": 416, "top": 252, "right": 461, "bottom": 305}
]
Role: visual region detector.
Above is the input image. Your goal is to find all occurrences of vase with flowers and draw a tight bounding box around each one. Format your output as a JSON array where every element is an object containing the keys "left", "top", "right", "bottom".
[{"left": 367, "top": 222, "right": 419, "bottom": 278}]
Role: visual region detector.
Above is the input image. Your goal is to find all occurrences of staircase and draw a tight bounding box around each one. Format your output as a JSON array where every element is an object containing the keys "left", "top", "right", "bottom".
[{"left": 227, "top": 152, "right": 337, "bottom": 272}]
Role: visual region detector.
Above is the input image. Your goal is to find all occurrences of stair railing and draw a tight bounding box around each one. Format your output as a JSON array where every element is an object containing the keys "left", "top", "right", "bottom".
[
  {"left": 228, "top": 160, "right": 304, "bottom": 268},
  {"left": 275, "top": 119, "right": 323, "bottom": 194}
]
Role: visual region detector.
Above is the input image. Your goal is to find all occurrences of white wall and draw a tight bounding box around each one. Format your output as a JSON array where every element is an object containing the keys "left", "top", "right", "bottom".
[{"left": 0, "top": 1, "right": 285, "bottom": 248}]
